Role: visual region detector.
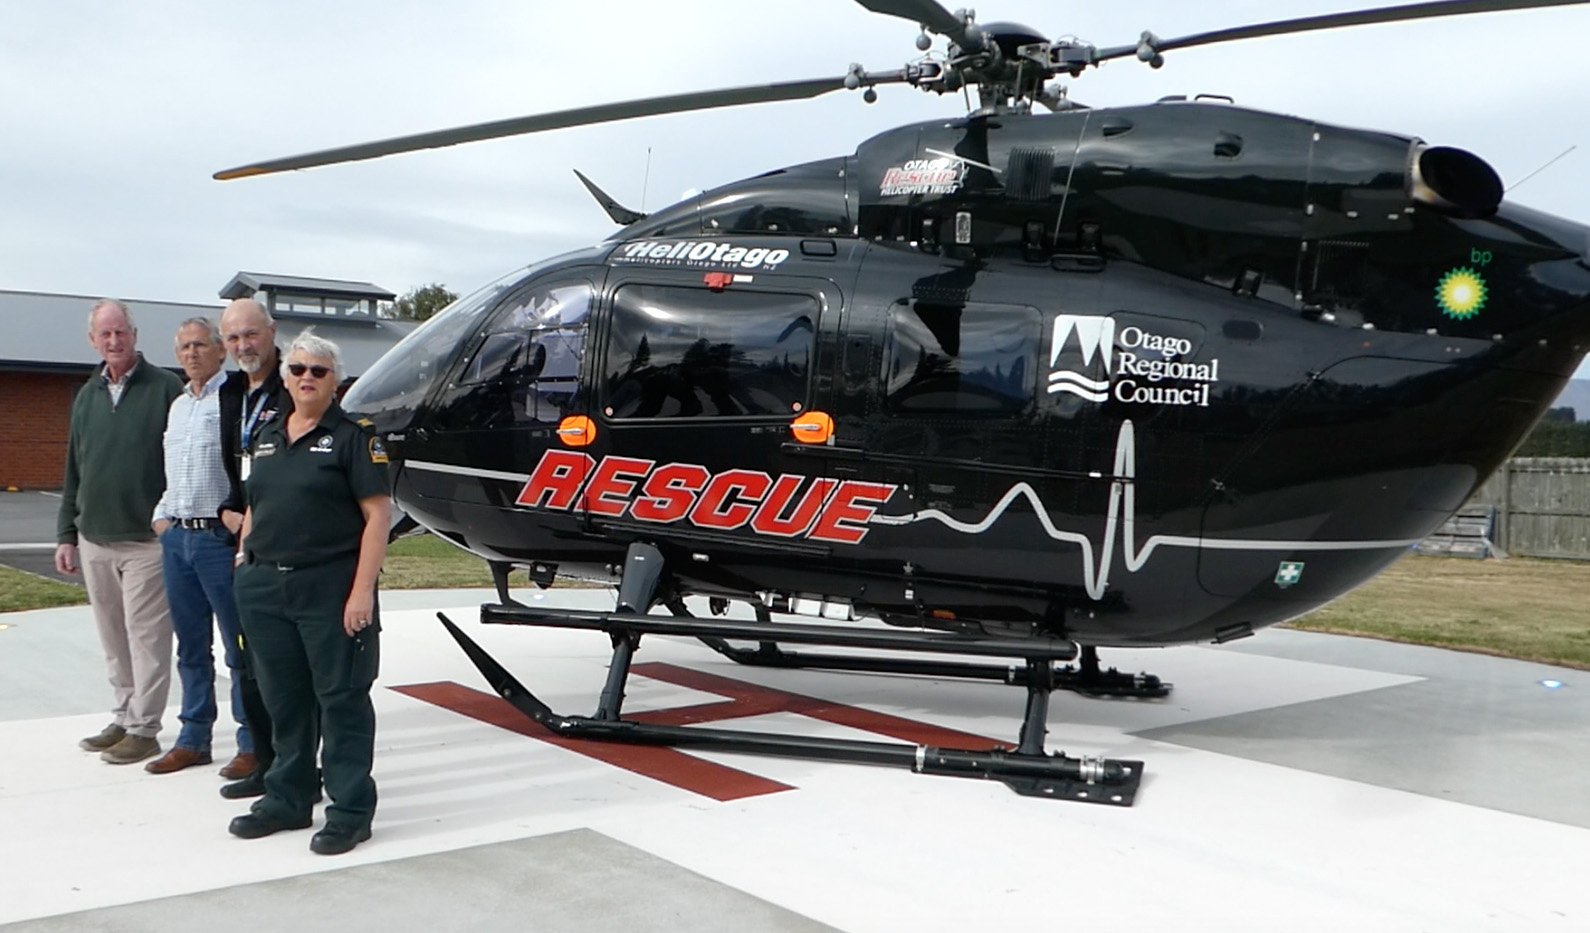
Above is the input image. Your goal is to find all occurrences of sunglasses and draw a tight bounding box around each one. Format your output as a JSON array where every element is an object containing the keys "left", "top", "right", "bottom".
[{"left": 287, "top": 363, "right": 332, "bottom": 379}]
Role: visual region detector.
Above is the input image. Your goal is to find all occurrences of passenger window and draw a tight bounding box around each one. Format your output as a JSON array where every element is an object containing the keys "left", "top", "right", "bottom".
[
  {"left": 603, "top": 284, "right": 815, "bottom": 419},
  {"left": 431, "top": 281, "right": 591, "bottom": 430},
  {"left": 884, "top": 300, "right": 1038, "bottom": 414}
]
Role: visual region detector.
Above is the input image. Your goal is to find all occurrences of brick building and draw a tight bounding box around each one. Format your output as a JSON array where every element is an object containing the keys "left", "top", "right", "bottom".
[{"left": 0, "top": 276, "right": 413, "bottom": 490}]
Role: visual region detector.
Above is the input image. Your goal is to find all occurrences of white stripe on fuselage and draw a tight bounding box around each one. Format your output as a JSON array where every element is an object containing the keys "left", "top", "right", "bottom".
[{"left": 404, "top": 460, "right": 531, "bottom": 484}]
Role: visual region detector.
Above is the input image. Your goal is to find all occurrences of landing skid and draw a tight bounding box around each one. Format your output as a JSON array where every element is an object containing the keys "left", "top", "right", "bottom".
[
  {"left": 692, "top": 611, "right": 1171, "bottom": 700},
  {"left": 439, "top": 543, "right": 1145, "bottom": 805}
]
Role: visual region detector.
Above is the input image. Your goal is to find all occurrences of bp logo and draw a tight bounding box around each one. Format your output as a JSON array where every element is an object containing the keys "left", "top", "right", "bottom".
[{"left": 1435, "top": 267, "right": 1487, "bottom": 319}]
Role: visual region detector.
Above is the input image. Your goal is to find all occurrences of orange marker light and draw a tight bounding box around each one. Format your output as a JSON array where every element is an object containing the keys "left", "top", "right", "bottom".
[
  {"left": 790, "top": 411, "right": 834, "bottom": 445},
  {"left": 557, "top": 414, "right": 597, "bottom": 447}
]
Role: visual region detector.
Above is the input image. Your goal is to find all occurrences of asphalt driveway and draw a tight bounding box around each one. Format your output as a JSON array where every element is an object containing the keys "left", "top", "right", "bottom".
[{"left": 0, "top": 491, "right": 79, "bottom": 584}]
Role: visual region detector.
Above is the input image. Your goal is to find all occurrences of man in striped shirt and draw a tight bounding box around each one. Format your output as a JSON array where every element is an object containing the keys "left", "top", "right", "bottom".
[{"left": 145, "top": 318, "right": 253, "bottom": 775}]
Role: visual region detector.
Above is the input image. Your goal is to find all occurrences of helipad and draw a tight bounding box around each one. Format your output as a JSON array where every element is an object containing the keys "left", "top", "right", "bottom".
[{"left": 1, "top": 587, "right": 1585, "bottom": 931}]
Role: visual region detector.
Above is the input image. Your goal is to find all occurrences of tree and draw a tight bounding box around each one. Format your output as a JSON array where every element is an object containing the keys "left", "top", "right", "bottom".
[
  {"left": 1517, "top": 418, "right": 1590, "bottom": 457},
  {"left": 393, "top": 283, "right": 458, "bottom": 321}
]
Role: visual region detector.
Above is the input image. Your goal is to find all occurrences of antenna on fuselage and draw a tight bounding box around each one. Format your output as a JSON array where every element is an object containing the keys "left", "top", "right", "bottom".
[
  {"left": 1506, "top": 144, "right": 1577, "bottom": 194},
  {"left": 641, "top": 146, "right": 653, "bottom": 213}
]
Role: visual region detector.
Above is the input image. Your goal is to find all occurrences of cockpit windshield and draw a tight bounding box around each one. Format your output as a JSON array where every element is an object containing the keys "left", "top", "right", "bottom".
[{"left": 342, "top": 267, "right": 527, "bottom": 431}]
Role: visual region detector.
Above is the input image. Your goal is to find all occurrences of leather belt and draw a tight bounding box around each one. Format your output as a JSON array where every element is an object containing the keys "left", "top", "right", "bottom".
[{"left": 175, "top": 517, "right": 222, "bottom": 530}]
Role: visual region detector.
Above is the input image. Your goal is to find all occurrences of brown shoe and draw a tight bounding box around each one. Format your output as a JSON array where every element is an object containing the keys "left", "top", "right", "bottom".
[
  {"left": 100, "top": 734, "right": 160, "bottom": 765},
  {"left": 79, "top": 724, "right": 126, "bottom": 752},
  {"left": 145, "top": 746, "right": 213, "bottom": 774},
  {"left": 218, "top": 752, "right": 258, "bottom": 780}
]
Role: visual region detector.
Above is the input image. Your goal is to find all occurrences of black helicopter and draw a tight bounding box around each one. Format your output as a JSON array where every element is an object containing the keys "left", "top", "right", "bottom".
[{"left": 219, "top": 0, "right": 1590, "bottom": 805}]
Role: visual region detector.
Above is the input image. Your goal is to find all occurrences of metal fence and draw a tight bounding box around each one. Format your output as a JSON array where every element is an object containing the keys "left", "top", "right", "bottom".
[{"left": 1468, "top": 458, "right": 1590, "bottom": 561}]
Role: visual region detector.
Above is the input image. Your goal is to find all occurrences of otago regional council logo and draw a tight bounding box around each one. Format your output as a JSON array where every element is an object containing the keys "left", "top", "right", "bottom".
[{"left": 1435, "top": 266, "right": 1488, "bottom": 319}]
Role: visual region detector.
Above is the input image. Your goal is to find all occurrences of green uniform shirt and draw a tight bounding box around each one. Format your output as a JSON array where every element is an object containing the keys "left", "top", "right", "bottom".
[{"left": 244, "top": 402, "right": 389, "bottom": 565}]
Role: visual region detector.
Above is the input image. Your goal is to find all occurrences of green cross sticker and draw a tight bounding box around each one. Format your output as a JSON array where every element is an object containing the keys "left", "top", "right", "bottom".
[{"left": 1275, "top": 561, "right": 1305, "bottom": 588}]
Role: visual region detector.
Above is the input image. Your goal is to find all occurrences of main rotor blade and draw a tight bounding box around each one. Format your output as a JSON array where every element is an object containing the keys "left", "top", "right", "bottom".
[
  {"left": 853, "top": 0, "right": 962, "bottom": 35},
  {"left": 215, "top": 73, "right": 903, "bottom": 180},
  {"left": 1094, "top": 0, "right": 1590, "bottom": 62},
  {"left": 853, "top": 0, "right": 983, "bottom": 50}
]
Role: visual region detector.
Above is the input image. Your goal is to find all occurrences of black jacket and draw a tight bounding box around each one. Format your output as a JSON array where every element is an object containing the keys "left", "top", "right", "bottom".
[{"left": 217, "top": 357, "right": 289, "bottom": 518}]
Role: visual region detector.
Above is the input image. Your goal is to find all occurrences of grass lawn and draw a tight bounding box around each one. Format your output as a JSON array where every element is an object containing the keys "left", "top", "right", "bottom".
[
  {"left": 8, "top": 539, "right": 1587, "bottom": 670},
  {"left": 0, "top": 566, "right": 88, "bottom": 613},
  {"left": 382, "top": 533, "right": 501, "bottom": 589},
  {"left": 0, "top": 535, "right": 500, "bottom": 613},
  {"left": 1288, "top": 554, "right": 1590, "bottom": 670}
]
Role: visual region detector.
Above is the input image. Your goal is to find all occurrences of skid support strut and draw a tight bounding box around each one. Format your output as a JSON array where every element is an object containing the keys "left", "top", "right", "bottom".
[
  {"left": 596, "top": 542, "right": 662, "bottom": 720},
  {"left": 439, "top": 549, "right": 1144, "bottom": 805}
]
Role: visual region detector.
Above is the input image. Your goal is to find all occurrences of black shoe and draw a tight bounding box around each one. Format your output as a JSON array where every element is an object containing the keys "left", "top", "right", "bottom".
[
  {"left": 220, "top": 772, "right": 266, "bottom": 800},
  {"left": 228, "top": 811, "right": 312, "bottom": 839},
  {"left": 310, "top": 823, "right": 371, "bottom": 855},
  {"left": 221, "top": 772, "right": 322, "bottom": 804}
]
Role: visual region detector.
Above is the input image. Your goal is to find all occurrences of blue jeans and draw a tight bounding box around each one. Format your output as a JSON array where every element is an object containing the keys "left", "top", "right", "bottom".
[{"left": 160, "top": 524, "right": 252, "bottom": 754}]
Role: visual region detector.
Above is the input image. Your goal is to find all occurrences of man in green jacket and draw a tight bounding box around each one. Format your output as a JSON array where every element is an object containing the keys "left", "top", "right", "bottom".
[{"left": 56, "top": 299, "right": 185, "bottom": 765}]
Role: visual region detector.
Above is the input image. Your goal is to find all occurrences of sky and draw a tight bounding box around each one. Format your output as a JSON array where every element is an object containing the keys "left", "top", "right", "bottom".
[{"left": 2, "top": 0, "right": 1587, "bottom": 376}]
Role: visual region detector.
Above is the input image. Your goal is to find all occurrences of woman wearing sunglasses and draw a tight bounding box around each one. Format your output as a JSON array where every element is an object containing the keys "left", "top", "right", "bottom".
[{"left": 227, "top": 329, "right": 390, "bottom": 856}]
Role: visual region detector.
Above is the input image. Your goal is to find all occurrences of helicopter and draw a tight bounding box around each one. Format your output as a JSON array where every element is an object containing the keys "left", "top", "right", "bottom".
[{"left": 218, "top": 0, "right": 1590, "bottom": 806}]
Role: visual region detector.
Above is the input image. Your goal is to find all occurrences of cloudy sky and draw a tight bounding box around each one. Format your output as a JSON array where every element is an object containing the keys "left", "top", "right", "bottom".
[{"left": 2, "top": 1, "right": 1587, "bottom": 373}]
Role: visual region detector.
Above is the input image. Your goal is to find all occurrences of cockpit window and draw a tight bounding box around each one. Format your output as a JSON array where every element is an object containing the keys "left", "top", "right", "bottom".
[
  {"left": 342, "top": 267, "right": 525, "bottom": 429},
  {"left": 439, "top": 283, "right": 592, "bottom": 428}
]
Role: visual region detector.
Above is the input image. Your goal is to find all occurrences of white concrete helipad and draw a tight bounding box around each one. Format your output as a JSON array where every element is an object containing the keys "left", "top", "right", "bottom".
[{"left": 0, "top": 588, "right": 1586, "bottom": 932}]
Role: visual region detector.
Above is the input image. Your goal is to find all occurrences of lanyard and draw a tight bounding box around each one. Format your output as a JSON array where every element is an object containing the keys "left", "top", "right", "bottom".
[{"left": 241, "top": 390, "right": 271, "bottom": 450}]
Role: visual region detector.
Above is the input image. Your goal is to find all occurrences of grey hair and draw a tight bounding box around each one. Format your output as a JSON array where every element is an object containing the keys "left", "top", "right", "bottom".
[
  {"left": 174, "top": 316, "right": 222, "bottom": 346},
  {"left": 88, "top": 298, "right": 136, "bottom": 333},
  {"left": 281, "top": 327, "right": 344, "bottom": 382}
]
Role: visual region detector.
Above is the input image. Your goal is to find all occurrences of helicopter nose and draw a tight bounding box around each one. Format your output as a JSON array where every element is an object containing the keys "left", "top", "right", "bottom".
[
  {"left": 343, "top": 268, "right": 529, "bottom": 433},
  {"left": 341, "top": 338, "right": 442, "bottom": 436}
]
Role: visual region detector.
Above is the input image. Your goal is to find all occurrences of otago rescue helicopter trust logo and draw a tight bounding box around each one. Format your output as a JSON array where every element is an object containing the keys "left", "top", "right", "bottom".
[
  {"left": 879, "top": 157, "right": 966, "bottom": 197},
  {"left": 1435, "top": 266, "right": 1488, "bottom": 319},
  {"left": 515, "top": 450, "right": 897, "bottom": 545},
  {"left": 614, "top": 239, "right": 791, "bottom": 271},
  {"left": 1047, "top": 315, "right": 1222, "bottom": 408}
]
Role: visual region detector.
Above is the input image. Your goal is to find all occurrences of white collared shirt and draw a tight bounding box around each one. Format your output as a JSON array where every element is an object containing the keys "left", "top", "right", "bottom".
[{"left": 152, "top": 369, "right": 230, "bottom": 523}]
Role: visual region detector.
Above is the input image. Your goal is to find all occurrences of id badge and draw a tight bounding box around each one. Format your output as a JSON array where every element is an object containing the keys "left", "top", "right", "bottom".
[{"left": 240, "top": 453, "right": 252, "bottom": 481}]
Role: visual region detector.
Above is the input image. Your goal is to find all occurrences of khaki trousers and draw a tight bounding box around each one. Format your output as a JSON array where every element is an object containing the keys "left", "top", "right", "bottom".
[{"left": 79, "top": 537, "right": 173, "bottom": 738}]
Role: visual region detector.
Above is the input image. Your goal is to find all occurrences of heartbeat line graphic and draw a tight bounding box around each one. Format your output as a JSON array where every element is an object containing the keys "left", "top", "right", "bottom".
[{"left": 869, "top": 419, "right": 1422, "bottom": 600}]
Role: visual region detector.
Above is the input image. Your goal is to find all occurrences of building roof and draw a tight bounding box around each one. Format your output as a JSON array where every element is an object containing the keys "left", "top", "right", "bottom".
[
  {"left": 0, "top": 288, "right": 416, "bottom": 377},
  {"left": 220, "top": 272, "right": 397, "bottom": 301}
]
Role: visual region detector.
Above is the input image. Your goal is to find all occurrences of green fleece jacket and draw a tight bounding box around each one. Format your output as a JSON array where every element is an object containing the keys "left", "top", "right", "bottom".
[{"left": 56, "top": 355, "right": 184, "bottom": 545}]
